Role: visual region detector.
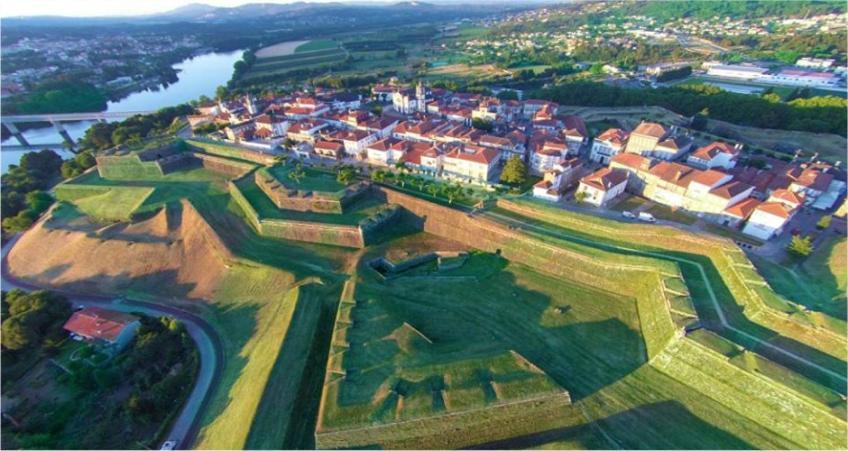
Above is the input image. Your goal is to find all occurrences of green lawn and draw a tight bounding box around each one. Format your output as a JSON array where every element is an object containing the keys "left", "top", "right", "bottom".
[
  {"left": 318, "top": 233, "right": 644, "bottom": 447},
  {"left": 296, "top": 39, "right": 338, "bottom": 53},
  {"left": 267, "top": 165, "right": 346, "bottom": 193},
  {"left": 489, "top": 198, "right": 847, "bottom": 390},
  {"left": 750, "top": 236, "right": 847, "bottom": 325},
  {"left": 236, "top": 176, "right": 386, "bottom": 226}
]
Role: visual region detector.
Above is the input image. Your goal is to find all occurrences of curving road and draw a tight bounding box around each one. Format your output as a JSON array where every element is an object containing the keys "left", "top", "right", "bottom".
[{"left": 1, "top": 234, "right": 222, "bottom": 450}]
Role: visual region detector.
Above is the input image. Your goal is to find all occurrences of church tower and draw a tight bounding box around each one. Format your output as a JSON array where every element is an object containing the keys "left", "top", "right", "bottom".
[{"left": 416, "top": 81, "right": 426, "bottom": 113}]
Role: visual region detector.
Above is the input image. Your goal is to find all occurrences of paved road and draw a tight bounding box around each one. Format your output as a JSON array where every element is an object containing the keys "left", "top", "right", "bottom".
[{"left": 1, "top": 234, "right": 222, "bottom": 450}]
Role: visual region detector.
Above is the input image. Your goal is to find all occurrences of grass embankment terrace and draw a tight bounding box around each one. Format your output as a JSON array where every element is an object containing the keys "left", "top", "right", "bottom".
[
  {"left": 42, "top": 160, "right": 355, "bottom": 449},
  {"left": 490, "top": 197, "right": 846, "bottom": 387},
  {"left": 16, "top": 143, "right": 847, "bottom": 449}
]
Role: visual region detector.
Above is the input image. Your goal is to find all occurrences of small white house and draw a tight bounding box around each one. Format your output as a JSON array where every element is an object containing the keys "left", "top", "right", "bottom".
[{"left": 576, "top": 167, "right": 629, "bottom": 207}]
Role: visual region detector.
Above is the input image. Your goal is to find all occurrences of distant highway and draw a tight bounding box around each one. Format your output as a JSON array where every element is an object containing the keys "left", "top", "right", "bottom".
[{"left": 1, "top": 232, "right": 223, "bottom": 450}]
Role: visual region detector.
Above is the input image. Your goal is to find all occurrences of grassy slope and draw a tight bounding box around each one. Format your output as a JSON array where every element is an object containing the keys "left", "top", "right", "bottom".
[
  {"left": 750, "top": 236, "right": 847, "bottom": 330},
  {"left": 493, "top": 198, "right": 846, "bottom": 376},
  {"left": 296, "top": 39, "right": 337, "bottom": 53},
  {"left": 56, "top": 164, "right": 355, "bottom": 449}
]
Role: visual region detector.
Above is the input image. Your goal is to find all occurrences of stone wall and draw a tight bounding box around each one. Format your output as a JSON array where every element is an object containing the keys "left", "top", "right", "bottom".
[{"left": 254, "top": 170, "right": 371, "bottom": 214}]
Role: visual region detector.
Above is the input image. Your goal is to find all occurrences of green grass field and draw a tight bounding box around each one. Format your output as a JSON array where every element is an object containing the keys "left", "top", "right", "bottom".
[
  {"left": 750, "top": 236, "right": 847, "bottom": 328},
  {"left": 296, "top": 39, "right": 337, "bottom": 53},
  {"left": 235, "top": 176, "right": 386, "bottom": 226},
  {"left": 267, "top": 164, "right": 347, "bottom": 193},
  {"left": 25, "top": 147, "right": 848, "bottom": 450},
  {"left": 244, "top": 42, "right": 347, "bottom": 80},
  {"left": 488, "top": 197, "right": 847, "bottom": 390}
]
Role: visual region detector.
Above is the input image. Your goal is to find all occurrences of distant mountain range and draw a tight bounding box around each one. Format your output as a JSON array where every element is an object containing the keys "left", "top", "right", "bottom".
[{"left": 3, "top": 0, "right": 554, "bottom": 26}]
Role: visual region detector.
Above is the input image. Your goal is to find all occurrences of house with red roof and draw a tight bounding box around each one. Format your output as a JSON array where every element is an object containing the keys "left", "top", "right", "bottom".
[
  {"left": 721, "top": 197, "right": 762, "bottom": 228},
  {"left": 313, "top": 140, "right": 345, "bottom": 160},
  {"left": 687, "top": 141, "right": 743, "bottom": 170},
  {"left": 63, "top": 307, "right": 141, "bottom": 352},
  {"left": 590, "top": 128, "right": 630, "bottom": 165},
  {"left": 533, "top": 158, "right": 583, "bottom": 202},
  {"left": 742, "top": 189, "right": 805, "bottom": 240},
  {"left": 441, "top": 144, "right": 501, "bottom": 183},
  {"left": 576, "top": 167, "right": 629, "bottom": 207}
]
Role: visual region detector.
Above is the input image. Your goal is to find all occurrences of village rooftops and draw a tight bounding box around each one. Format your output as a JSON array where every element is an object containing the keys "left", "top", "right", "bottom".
[
  {"left": 596, "top": 128, "right": 630, "bottom": 146},
  {"left": 611, "top": 152, "right": 653, "bottom": 171},
  {"left": 769, "top": 188, "right": 806, "bottom": 207},
  {"left": 63, "top": 307, "right": 139, "bottom": 343},
  {"left": 580, "top": 167, "right": 628, "bottom": 192},
  {"left": 709, "top": 180, "right": 752, "bottom": 199},
  {"left": 691, "top": 141, "right": 740, "bottom": 160},
  {"left": 445, "top": 145, "right": 500, "bottom": 165},
  {"left": 755, "top": 201, "right": 797, "bottom": 219},
  {"left": 723, "top": 197, "right": 762, "bottom": 219},
  {"left": 631, "top": 121, "right": 668, "bottom": 139}
]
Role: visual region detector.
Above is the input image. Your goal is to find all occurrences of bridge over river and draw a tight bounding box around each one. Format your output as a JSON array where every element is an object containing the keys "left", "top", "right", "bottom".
[{"left": 1, "top": 110, "right": 154, "bottom": 148}]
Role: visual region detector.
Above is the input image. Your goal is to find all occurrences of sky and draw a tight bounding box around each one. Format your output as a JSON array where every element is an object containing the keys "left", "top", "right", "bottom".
[{"left": 1, "top": 0, "right": 342, "bottom": 18}]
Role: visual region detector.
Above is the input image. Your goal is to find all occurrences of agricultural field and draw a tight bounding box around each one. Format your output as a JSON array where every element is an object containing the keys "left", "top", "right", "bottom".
[{"left": 245, "top": 40, "right": 348, "bottom": 81}]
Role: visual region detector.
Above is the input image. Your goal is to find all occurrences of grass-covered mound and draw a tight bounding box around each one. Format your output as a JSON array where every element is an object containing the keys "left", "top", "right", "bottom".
[{"left": 316, "top": 234, "right": 643, "bottom": 448}]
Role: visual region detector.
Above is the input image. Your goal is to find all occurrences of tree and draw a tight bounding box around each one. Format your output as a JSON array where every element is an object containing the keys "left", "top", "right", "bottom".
[
  {"left": 816, "top": 215, "right": 832, "bottom": 230},
  {"left": 471, "top": 118, "right": 493, "bottom": 132},
  {"left": 395, "top": 161, "right": 408, "bottom": 173},
  {"left": 574, "top": 190, "right": 588, "bottom": 203},
  {"left": 288, "top": 164, "right": 306, "bottom": 184},
  {"left": 787, "top": 235, "right": 814, "bottom": 258},
  {"left": 500, "top": 155, "right": 528, "bottom": 186},
  {"left": 496, "top": 90, "right": 519, "bottom": 101},
  {"left": 371, "top": 170, "right": 386, "bottom": 183},
  {"left": 216, "top": 85, "right": 229, "bottom": 101},
  {"left": 337, "top": 166, "right": 356, "bottom": 185}
]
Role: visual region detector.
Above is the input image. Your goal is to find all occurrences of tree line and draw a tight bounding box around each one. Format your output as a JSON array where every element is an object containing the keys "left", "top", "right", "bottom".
[{"left": 534, "top": 81, "right": 847, "bottom": 136}]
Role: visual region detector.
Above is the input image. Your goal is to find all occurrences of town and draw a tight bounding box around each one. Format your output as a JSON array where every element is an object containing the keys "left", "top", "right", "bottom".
[
  {"left": 1, "top": 2, "right": 846, "bottom": 451},
  {"left": 185, "top": 78, "right": 846, "bottom": 248}
]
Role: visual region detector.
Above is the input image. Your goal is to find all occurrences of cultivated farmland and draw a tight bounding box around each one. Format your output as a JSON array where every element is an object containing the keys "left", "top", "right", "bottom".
[{"left": 245, "top": 40, "right": 348, "bottom": 81}]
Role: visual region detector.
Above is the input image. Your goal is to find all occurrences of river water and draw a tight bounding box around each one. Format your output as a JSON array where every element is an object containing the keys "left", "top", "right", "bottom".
[{"left": 1, "top": 50, "right": 244, "bottom": 173}]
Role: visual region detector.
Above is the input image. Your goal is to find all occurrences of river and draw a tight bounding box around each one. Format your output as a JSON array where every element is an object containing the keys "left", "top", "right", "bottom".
[{"left": 1, "top": 50, "right": 244, "bottom": 173}]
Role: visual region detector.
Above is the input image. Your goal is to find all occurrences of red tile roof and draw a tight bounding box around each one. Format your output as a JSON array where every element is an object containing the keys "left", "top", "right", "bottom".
[
  {"left": 755, "top": 201, "right": 795, "bottom": 220},
  {"left": 596, "top": 128, "right": 629, "bottom": 146},
  {"left": 63, "top": 307, "right": 139, "bottom": 343},
  {"left": 692, "top": 141, "right": 739, "bottom": 160},
  {"left": 632, "top": 121, "right": 668, "bottom": 139},
  {"left": 611, "top": 152, "right": 653, "bottom": 171},
  {"left": 710, "top": 180, "right": 752, "bottom": 199},
  {"left": 580, "top": 167, "right": 628, "bottom": 192},
  {"left": 769, "top": 188, "right": 805, "bottom": 207},
  {"left": 724, "top": 198, "right": 761, "bottom": 219}
]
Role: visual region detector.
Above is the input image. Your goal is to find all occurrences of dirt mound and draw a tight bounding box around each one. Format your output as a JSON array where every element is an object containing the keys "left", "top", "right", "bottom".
[{"left": 8, "top": 200, "right": 231, "bottom": 301}]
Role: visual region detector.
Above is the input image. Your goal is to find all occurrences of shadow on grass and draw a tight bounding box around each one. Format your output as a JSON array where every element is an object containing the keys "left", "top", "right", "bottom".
[{"left": 469, "top": 400, "right": 753, "bottom": 450}]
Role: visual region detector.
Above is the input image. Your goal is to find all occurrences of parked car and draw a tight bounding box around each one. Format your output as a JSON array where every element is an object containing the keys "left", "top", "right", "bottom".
[
  {"left": 621, "top": 211, "right": 636, "bottom": 219},
  {"left": 160, "top": 441, "right": 177, "bottom": 451},
  {"left": 638, "top": 212, "right": 657, "bottom": 223}
]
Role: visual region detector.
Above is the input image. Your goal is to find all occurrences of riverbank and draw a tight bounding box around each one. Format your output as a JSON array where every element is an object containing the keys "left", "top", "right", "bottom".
[{"left": 1, "top": 50, "right": 244, "bottom": 173}]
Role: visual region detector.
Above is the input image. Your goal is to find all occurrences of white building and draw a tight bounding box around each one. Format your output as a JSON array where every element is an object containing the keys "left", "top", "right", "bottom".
[
  {"left": 687, "top": 141, "right": 742, "bottom": 170},
  {"left": 590, "top": 128, "right": 629, "bottom": 165},
  {"left": 576, "top": 167, "right": 629, "bottom": 207},
  {"left": 765, "top": 69, "right": 841, "bottom": 88},
  {"left": 742, "top": 189, "right": 804, "bottom": 240},
  {"left": 706, "top": 64, "right": 769, "bottom": 80},
  {"left": 796, "top": 57, "right": 835, "bottom": 69},
  {"left": 441, "top": 144, "right": 500, "bottom": 183}
]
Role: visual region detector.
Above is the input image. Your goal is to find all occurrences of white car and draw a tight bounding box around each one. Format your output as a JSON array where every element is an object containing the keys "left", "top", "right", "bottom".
[
  {"left": 638, "top": 212, "right": 657, "bottom": 223},
  {"left": 621, "top": 211, "right": 636, "bottom": 219},
  {"left": 160, "top": 441, "right": 178, "bottom": 451}
]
